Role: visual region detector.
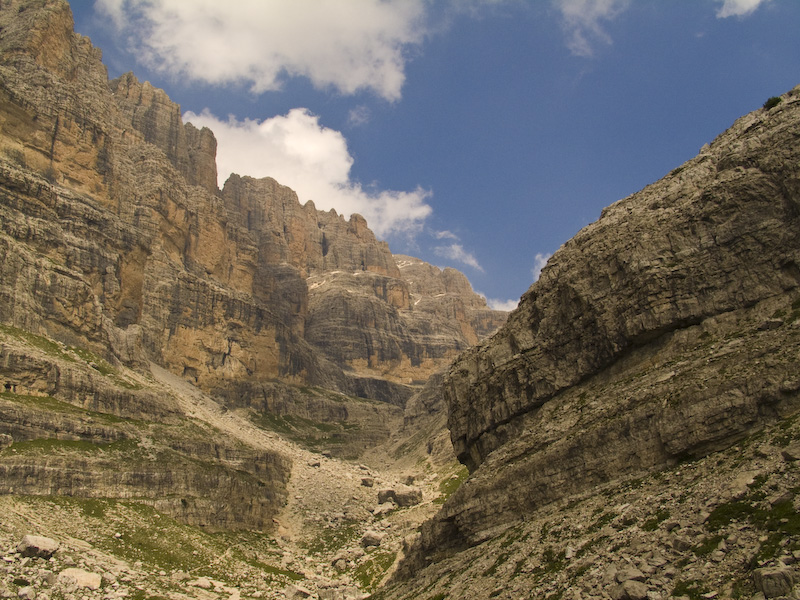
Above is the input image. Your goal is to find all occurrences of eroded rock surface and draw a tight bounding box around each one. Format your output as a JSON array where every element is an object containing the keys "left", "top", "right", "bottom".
[{"left": 392, "top": 85, "right": 800, "bottom": 588}]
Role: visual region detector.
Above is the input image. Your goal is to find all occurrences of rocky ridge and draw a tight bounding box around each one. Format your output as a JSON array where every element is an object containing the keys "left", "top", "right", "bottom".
[{"left": 384, "top": 86, "right": 800, "bottom": 597}]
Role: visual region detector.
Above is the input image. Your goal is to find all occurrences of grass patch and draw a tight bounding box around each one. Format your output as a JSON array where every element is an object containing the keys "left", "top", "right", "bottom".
[
  {"left": 0, "top": 324, "right": 140, "bottom": 389},
  {"left": 22, "top": 496, "right": 299, "bottom": 586},
  {"left": 693, "top": 534, "right": 724, "bottom": 557},
  {"left": 353, "top": 550, "right": 396, "bottom": 591},
  {"left": 642, "top": 508, "right": 670, "bottom": 532},
  {"left": 250, "top": 411, "right": 360, "bottom": 453},
  {"left": 0, "top": 391, "right": 127, "bottom": 424},
  {"left": 434, "top": 464, "right": 469, "bottom": 504},
  {"left": 673, "top": 578, "right": 710, "bottom": 600},
  {"left": 300, "top": 520, "right": 361, "bottom": 556}
]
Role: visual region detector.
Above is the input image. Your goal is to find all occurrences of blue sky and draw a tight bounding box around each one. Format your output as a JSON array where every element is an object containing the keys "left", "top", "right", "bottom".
[{"left": 71, "top": 0, "right": 800, "bottom": 310}]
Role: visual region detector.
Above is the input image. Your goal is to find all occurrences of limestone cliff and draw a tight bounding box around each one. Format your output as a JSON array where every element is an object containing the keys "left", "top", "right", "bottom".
[
  {"left": 0, "top": 0, "right": 506, "bottom": 529},
  {"left": 389, "top": 85, "right": 800, "bottom": 590},
  {"left": 0, "top": 0, "right": 505, "bottom": 405}
]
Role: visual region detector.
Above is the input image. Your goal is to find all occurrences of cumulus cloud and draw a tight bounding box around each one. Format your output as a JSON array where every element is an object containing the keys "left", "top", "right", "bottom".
[
  {"left": 95, "top": 0, "right": 426, "bottom": 101},
  {"left": 532, "top": 252, "right": 552, "bottom": 282},
  {"left": 555, "top": 0, "right": 630, "bottom": 57},
  {"left": 715, "top": 0, "right": 769, "bottom": 18},
  {"left": 434, "top": 243, "right": 484, "bottom": 272},
  {"left": 485, "top": 297, "right": 519, "bottom": 312},
  {"left": 184, "top": 108, "right": 432, "bottom": 238}
]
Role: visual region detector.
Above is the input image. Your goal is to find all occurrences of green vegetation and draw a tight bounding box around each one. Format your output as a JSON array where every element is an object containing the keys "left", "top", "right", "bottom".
[
  {"left": 353, "top": 550, "right": 396, "bottom": 591},
  {"left": 763, "top": 96, "right": 782, "bottom": 110},
  {"left": 300, "top": 520, "right": 361, "bottom": 555},
  {"left": 434, "top": 464, "right": 469, "bottom": 504},
  {"left": 16, "top": 496, "right": 300, "bottom": 586},
  {"left": 673, "top": 578, "right": 710, "bottom": 600},
  {"left": 250, "top": 410, "right": 360, "bottom": 455},
  {"left": 0, "top": 323, "right": 140, "bottom": 389},
  {"left": 693, "top": 534, "right": 724, "bottom": 557},
  {"left": 0, "top": 391, "right": 126, "bottom": 425},
  {"left": 642, "top": 508, "right": 670, "bottom": 531}
]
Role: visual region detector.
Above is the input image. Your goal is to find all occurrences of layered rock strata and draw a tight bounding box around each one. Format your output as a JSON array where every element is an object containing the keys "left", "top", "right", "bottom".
[
  {"left": 0, "top": 0, "right": 506, "bottom": 407},
  {"left": 397, "top": 85, "right": 800, "bottom": 574}
]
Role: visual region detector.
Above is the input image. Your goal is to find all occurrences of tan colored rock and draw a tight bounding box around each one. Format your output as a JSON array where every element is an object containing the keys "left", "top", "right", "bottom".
[{"left": 58, "top": 568, "right": 102, "bottom": 590}]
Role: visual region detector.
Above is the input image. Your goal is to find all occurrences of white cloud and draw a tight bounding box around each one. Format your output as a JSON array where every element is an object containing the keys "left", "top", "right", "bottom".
[
  {"left": 347, "top": 106, "right": 372, "bottom": 127},
  {"left": 486, "top": 297, "right": 519, "bottom": 312},
  {"left": 434, "top": 243, "right": 484, "bottom": 272},
  {"left": 532, "top": 252, "right": 552, "bottom": 282},
  {"left": 433, "top": 230, "right": 459, "bottom": 240},
  {"left": 95, "top": 0, "right": 426, "bottom": 101},
  {"left": 716, "top": 0, "right": 768, "bottom": 18},
  {"left": 184, "top": 108, "right": 432, "bottom": 238},
  {"left": 555, "top": 0, "right": 630, "bottom": 57}
]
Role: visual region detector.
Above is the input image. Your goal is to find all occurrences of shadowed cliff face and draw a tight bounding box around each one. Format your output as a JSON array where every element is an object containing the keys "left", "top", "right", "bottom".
[{"left": 388, "top": 86, "right": 800, "bottom": 579}]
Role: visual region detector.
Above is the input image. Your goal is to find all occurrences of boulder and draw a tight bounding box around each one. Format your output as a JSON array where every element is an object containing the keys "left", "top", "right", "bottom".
[
  {"left": 377, "top": 485, "right": 422, "bottom": 507},
  {"left": 361, "top": 530, "right": 385, "bottom": 548},
  {"left": 17, "top": 536, "right": 59, "bottom": 559},
  {"left": 753, "top": 566, "right": 794, "bottom": 598},
  {"left": 58, "top": 568, "right": 102, "bottom": 590},
  {"left": 377, "top": 489, "right": 396, "bottom": 504},
  {"left": 394, "top": 485, "right": 423, "bottom": 507},
  {"left": 285, "top": 584, "right": 313, "bottom": 599},
  {"left": 610, "top": 580, "right": 649, "bottom": 600}
]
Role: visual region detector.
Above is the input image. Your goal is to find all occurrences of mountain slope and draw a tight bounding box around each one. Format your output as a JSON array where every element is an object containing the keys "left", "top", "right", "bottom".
[{"left": 382, "top": 86, "right": 800, "bottom": 598}]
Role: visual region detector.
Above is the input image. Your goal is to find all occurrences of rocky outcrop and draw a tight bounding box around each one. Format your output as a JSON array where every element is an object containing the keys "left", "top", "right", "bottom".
[{"left": 393, "top": 85, "right": 800, "bottom": 582}]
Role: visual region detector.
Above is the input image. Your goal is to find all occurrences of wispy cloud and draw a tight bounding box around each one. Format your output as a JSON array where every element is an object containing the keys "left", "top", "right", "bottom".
[
  {"left": 434, "top": 243, "right": 484, "bottom": 272},
  {"left": 433, "top": 230, "right": 459, "bottom": 240},
  {"left": 95, "top": 0, "right": 427, "bottom": 101},
  {"left": 532, "top": 252, "right": 552, "bottom": 282},
  {"left": 485, "top": 297, "right": 518, "bottom": 312},
  {"left": 347, "top": 105, "right": 372, "bottom": 127},
  {"left": 715, "top": 0, "right": 769, "bottom": 18},
  {"left": 554, "top": 0, "right": 630, "bottom": 57},
  {"left": 184, "top": 108, "right": 432, "bottom": 238}
]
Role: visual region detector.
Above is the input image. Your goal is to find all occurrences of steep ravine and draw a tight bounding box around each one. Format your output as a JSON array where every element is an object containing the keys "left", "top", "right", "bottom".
[{"left": 2, "top": 1, "right": 800, "bottom": 600}]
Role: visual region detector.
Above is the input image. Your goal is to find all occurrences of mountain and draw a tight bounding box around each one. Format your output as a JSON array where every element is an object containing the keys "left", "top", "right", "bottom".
[
  {"left": 0, "top": 0, "right": 504, "bottom": 585},
  {"left": 380, "top": 86, "right": 800, "bottom": 598},
  {"left": 3, "top": 1, "right": 800, "bottom": 599}
]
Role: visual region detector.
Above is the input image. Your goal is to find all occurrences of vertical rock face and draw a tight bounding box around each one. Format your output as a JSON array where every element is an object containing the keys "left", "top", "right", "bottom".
[
  {"left": 397, "top": 85, "right": 800, "bottom": 570},
  {"left": 0, "top": 0, "right": 506, "bottom": 405}
]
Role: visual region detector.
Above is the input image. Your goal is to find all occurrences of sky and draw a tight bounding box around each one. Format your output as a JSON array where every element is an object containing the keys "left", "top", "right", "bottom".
[{"left": 70, "top": 0, "right": 800, "bottom": 311}]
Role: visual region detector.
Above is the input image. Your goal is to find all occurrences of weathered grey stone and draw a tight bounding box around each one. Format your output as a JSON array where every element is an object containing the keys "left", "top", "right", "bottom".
[
  {"left": 16, "top": 587, "right": 35, "bottom": 600},
  {"left": 616, "top": 566, "right": 646, "bottom": 583},
  {"left": 285, "top": 584, "right": 313, "bottom": 599},
  {"left": 780, "top": 442, "right": 800, "bottom": 462},
  {"left": 610, "top": 580, "right": 649, "bottom": 600},
  {"left": 361, "top": 530, "right": 385, "bottom": 548},
  {"left": 394, "top": 485, "right": 423, "bottom": 507},
  {"left": 17, "top": 536, "right": 59, "bottom": 559},
  {"left": 753, "top": 566, "right": 794, "bottom": 598}
]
